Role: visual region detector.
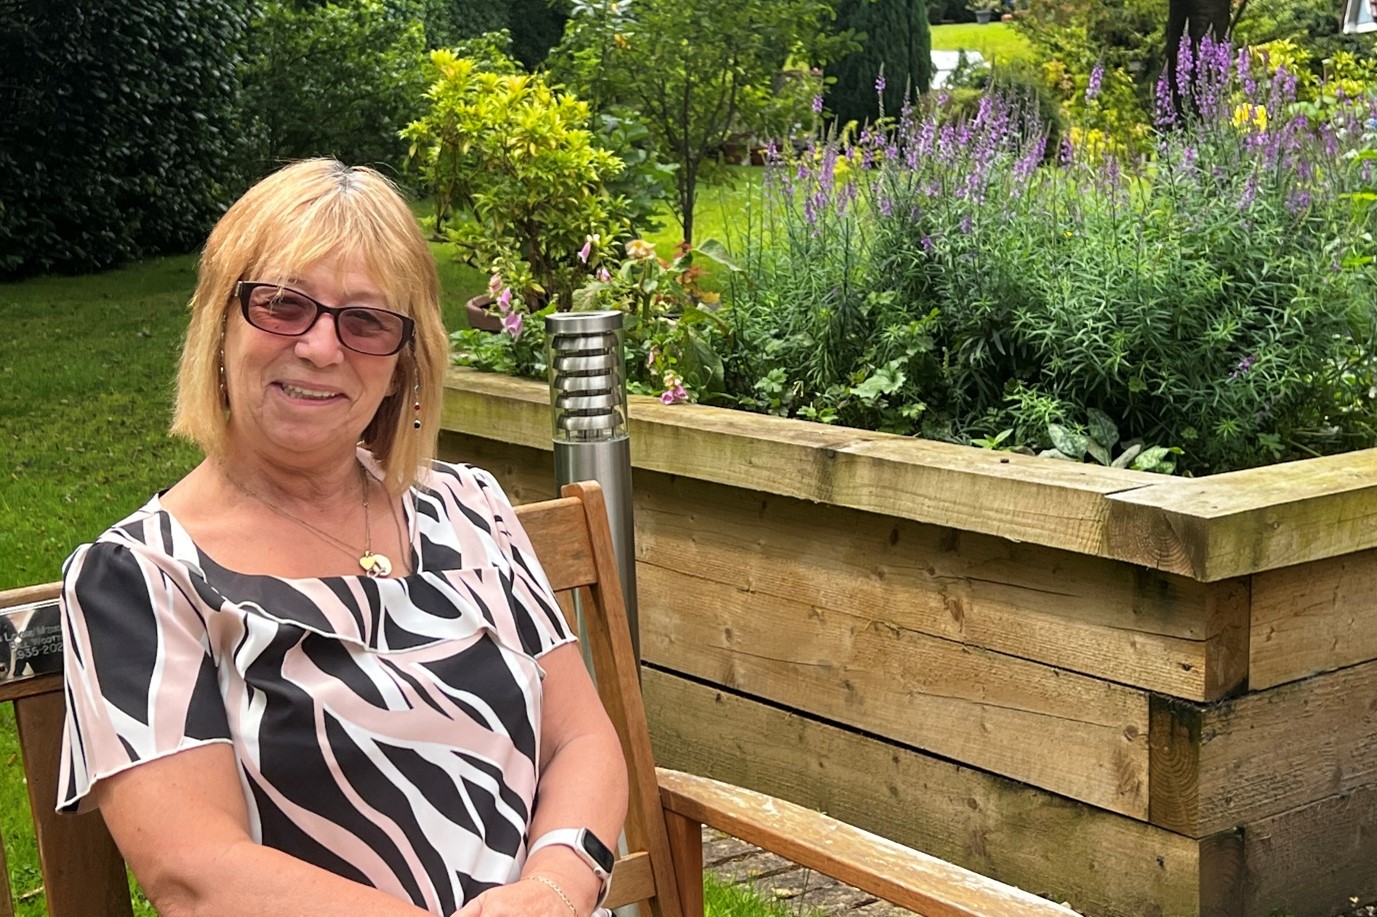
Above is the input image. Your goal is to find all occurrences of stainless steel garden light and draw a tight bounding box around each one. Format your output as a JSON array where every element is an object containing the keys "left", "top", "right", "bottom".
[{"left": 546, "top": 311, "right": 639, "bottom": 660}]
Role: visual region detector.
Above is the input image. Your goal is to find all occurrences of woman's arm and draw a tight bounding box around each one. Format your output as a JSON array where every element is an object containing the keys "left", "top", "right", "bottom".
[
  {"left": 94, "top": 744, "right": 435, "bottom": 917},
  {"left": 456, "top": 641, "right": 629, "bottom": 917}
]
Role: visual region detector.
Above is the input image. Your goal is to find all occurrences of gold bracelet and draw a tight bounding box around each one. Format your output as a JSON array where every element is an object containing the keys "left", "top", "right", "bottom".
[{"left": 523, "top": 874, "right": 579, "bottom": 917}]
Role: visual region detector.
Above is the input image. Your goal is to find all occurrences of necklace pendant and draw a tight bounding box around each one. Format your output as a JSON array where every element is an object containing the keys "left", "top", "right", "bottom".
[{"left": 360, "top": 552, "right": 393, "bottom": 578}]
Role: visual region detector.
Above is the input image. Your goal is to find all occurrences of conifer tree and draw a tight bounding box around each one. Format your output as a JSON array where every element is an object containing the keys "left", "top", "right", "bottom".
[{"left": 827, "top": 0, "right": 933, "bottom": 128}]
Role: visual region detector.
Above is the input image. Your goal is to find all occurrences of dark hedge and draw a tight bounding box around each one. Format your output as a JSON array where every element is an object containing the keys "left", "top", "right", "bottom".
[{"left": 0, "top": 1, "right": 251, "bottom": 279}]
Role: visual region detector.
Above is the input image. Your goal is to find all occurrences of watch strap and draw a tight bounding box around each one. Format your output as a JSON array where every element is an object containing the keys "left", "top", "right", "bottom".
[{"left": 527, "top": 828, "right": 614, "bottom": 907}]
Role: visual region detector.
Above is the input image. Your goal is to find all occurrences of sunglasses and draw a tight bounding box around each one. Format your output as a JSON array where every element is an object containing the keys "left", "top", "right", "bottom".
[{"left": 236, "top": 281, "right": 415, "bottom": 356}]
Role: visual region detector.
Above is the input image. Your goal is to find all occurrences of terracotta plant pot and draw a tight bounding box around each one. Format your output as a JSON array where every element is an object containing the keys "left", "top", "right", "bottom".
[{"left": 465, "top": 294, "right": 504, "bottom": 333}]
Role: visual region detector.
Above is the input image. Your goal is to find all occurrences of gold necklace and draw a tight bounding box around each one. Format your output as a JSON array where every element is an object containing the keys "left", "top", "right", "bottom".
[{"left": 227, "top": 463, "right": 393, "bottom": 578}]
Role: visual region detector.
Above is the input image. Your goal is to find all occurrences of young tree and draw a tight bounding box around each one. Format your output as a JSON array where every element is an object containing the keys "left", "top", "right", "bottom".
[
  {"left": 827, "top": 0, "right": 934, "bottom": 129},
  {"left": 597, "top": 0, "right": 851, "bottom": 243}
]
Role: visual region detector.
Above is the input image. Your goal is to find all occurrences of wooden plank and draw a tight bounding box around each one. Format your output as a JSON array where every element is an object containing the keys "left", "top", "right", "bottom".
[
  {"left": 514, "top": 497, "right": 598, "bottom": 591},
  {"left": 1250, "top": 548, "right": 1377, "bottom": 690},
  {"left": 1241, "top": 783, "right": 1377, "bottom": 917},
  {"left": 634, "top": 473, "right": 1246, "bottom": 701},
  {"left": 643, "top": 667, "right": 1220, "bottom": 917},
  {"left": 640, "top": 562, "right": 1150, "bottom": 818},
  {"left": 663, "top": 807, "right": 704, "bottom": 917},
  {"left": 604, "top": 851, "right": 656, "bottom": 910},
  {"left": 445, "top": 370, "right": 1377, "bottom": 580},
  {"left": 14, "top": 692, "right": 132, "bottom": 917},
  {"left": 1103, "top": 449, "right": 1377, "bottom": 581},
  {"left": 1152, "top": 660, "right": 1377, "bottom": 838},
  {"left": 0, "top": 584, "right": 59, "bottom": 607},
  {"left": 658, "top": 768, "right": 1080, "bottom": 917},
  {"left": 443, "top": 371, "right": 1162, "bottom": 563}
]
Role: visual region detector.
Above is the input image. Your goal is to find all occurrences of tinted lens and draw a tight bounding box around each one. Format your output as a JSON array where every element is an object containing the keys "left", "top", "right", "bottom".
[
  {"left": 246, "top": 286, "right": 316, "bottom": 334},
  {"left": 338, "top": 308, "right": 408, "bottom": 355},
  {"left": 239, "top": 283, "right": 412, "bottom": 355}
]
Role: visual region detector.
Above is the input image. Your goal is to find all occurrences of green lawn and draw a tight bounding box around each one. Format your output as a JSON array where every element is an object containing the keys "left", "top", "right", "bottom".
[{"left": 930, "top": 21, "right": 1035, "bottom": 64}]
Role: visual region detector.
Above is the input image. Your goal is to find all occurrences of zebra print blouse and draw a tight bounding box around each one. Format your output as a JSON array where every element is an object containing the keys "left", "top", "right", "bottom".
[{"left": 57, "top": 461, "right": 576, "bottom": 915}]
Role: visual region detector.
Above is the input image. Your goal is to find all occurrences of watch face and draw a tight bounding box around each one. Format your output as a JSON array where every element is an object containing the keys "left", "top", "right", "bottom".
[{"left": 579, "top": 829, "right": 615, "bottom": 873}]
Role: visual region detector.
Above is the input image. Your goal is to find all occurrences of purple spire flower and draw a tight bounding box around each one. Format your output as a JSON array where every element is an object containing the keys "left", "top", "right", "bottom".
[{"left": 1086, "top": 62, "right": 1104, "bottom": 103}]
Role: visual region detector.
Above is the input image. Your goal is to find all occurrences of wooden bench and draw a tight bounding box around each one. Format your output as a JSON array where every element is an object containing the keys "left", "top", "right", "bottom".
[{"left": 0, "top": 481, "right": 1078, "bottom": 917}]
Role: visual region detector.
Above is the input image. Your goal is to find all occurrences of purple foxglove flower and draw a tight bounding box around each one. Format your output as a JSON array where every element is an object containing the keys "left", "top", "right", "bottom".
[
  {"left": 502, "top": 310, "right": 523, "bottom": 340},
  {"left": 660, "top": 384, "right": 688, "bottom": 405},
  {"left": 497, "top": 287, "right": 513, "bottom": 312},
  {"left": 578, "top": 240, "right": 592, "bottom": 263}
]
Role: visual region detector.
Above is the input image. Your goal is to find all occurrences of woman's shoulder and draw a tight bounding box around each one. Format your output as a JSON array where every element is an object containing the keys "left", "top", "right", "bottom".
[
  {"left": 416, "top": 460, "right": 510, "bottom": 507},
  {"left": 64, "top": 495, "right": 187, "bottom": 579}
]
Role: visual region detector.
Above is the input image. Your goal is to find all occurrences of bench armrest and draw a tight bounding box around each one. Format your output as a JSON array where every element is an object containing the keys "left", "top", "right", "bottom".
[{"left": 656, "top": 767, "right": 1078, "bottom": 917}]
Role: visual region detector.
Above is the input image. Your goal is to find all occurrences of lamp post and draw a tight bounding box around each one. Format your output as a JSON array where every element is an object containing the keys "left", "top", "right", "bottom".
[{"left": 545, "top": 311, "right": 639, "bottom": 659}]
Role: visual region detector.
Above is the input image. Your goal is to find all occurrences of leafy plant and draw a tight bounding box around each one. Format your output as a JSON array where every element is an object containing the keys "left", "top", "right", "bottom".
[
  {"left": 455, "top": 236, "right": 742, "bottom": 404},
  {"left": 402, "top": 47, "right": 627, "bottom": 309},
  {"left": 724, "top": 38, "right": 1377, "bottom": 474},
  {"left": 1041, "top": 409, "right": 1182, "bottom": 473}
]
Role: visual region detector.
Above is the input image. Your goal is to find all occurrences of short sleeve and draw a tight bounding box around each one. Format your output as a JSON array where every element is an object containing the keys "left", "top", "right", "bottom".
[
  {"left": 58, "top": 541, "right": 230, "bottom": 813},
  {"left": 466, "top": 467, "right": 577, "bottom": 658}
]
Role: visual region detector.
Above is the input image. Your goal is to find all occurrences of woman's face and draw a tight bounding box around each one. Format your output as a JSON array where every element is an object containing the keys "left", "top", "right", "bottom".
[{"left": 222, "top": 257, "right": 401, "bottom": 469}]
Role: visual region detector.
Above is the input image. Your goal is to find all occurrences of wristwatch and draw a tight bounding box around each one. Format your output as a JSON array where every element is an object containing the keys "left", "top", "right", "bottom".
[{"left": 527, "top": 827, "right": 615, "bottom": 907}]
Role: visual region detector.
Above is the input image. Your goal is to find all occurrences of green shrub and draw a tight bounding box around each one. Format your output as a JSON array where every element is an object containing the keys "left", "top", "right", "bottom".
[
  {"left": 0, "top": 0, "right": 251, "bottom": 278},
  {"left": 402, "top": 48, "right": 626, "bottom": 308},
  {"left": 238, "top": 0, "right": 428, "bottom": 176}
]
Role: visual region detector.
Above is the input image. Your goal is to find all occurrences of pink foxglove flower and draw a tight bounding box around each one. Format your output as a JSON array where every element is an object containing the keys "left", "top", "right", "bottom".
[
  {"left": 578, "top": 240, "right": 592, "bottom": 263},
  {"left": 501, "top": 310, "right": 523, "bottom": 340},
  {"left": 597, "top": 267, "right": 611, "bottom": 282},
  {"left": 488, "top": 272, "right": 503, "bottom": 294},
  {"left": 660, "top": 384, "right": 688, "bottom": 405},
  {"left": 496, "top": 287, "right": 513, "bottom": 312}
]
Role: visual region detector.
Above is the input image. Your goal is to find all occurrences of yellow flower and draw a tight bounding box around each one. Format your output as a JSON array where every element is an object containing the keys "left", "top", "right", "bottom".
[
  {"left": 626, "top": 239, "right": 656, "bottom": 260},
  {"left": 1231, "top": 104, "right": 1267, "bottom": 132}
]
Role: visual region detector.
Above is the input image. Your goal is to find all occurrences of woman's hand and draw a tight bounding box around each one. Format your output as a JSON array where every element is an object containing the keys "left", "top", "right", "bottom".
[{"left": 451, "top": 875, "right": 579, "bottom": 916}]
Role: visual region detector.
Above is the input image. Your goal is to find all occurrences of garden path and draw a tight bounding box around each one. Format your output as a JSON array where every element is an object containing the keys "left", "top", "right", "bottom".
[{"left": 702, "top": 827, "right": 918, "bottom": 915}]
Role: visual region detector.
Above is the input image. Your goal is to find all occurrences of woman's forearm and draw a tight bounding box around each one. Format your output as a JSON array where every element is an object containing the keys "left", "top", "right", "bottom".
[{"left": 143, "top": 838, "right": 437, "bottom": 917}]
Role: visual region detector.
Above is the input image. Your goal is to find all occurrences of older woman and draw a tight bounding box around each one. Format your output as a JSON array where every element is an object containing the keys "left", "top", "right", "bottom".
[{"left": 56, "top": 159, "right": 626, "bottom": 917}]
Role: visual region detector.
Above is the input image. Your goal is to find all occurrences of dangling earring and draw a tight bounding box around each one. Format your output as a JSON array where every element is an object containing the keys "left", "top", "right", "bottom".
[
  {"left": 219, "top": 350, "right": 228, "bottom": 411},
  {"left": 412, "top": 381, "right": 422, "bottom": 429}
]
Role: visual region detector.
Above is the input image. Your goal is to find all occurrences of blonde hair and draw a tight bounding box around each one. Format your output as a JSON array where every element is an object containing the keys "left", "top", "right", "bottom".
[{"left": 173, "top": 159, "right": 447, "bottom": 495}]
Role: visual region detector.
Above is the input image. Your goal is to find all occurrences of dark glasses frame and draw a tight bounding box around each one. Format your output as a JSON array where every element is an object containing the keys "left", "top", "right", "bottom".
[{"left": 235, "top": 281, "right": 415, "bottom": 356}]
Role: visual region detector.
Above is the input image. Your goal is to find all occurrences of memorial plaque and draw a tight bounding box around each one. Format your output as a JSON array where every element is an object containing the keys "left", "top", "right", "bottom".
[{"left": 0, "top": 600, "right": 64, "bottom": 681}]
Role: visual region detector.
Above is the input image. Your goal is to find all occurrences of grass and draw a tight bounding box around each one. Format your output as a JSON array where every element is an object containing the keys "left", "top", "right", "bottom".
[
  {"left": 705, "top": 873, "right": 826, "bottom": 917},
  {"left": 930, "top": 21, "right": 1035, "bottom": 64}
]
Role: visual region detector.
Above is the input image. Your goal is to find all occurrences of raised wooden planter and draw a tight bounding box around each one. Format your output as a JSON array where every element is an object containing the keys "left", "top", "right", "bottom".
[{"left": 442, "top": 368, "right": 1377, "bottom": 917}]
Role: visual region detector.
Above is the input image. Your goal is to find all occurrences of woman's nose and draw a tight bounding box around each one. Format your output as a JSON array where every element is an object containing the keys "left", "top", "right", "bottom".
[{"left": 294, "top": 312, "right": 346, "bottom": 365}]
